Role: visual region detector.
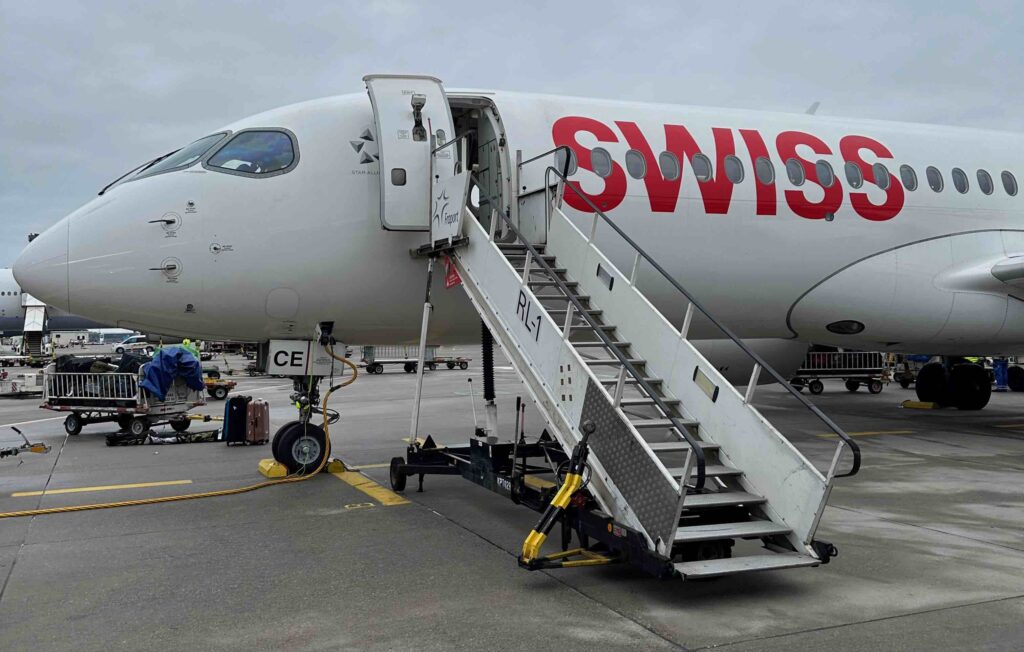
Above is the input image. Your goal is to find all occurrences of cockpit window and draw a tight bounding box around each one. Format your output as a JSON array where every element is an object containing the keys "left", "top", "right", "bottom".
[
  {"left": 136, "top": 133, "right": 228, "bottom": 179},
  {"left": 206, "top": 130, "right": 297, "bottom": 176}
]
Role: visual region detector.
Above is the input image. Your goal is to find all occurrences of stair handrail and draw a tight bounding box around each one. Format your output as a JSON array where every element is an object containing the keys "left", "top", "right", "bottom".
[
  {"left": 528, "top": 163, "right": 860, "bottom": 480},
  {"left": 470, "top": 173, "right": 708, "bottom": 491}
]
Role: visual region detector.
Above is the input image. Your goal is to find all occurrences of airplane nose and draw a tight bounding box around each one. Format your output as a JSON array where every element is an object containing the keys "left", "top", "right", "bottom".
[{"left": 13, "top": 219, "right": 70, "bottom": 312}]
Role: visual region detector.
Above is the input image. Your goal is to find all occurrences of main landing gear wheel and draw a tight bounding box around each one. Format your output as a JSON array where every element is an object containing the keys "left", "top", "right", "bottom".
[
  {"left": 64, "top": 413, "right": 82, "bottom": 436},
  {"left": 808, "top": 379, "right": 824, "bottom": 395},
  {"left": 868, "top": 379, "right": 884, "bottom": 394},
  {"left": 272, "top": 421, "right": 328, "bottom": 474},
  {"left": 129, "top": 416, "right": 150, "bottom": 437},
  {"left": 170, "top": 418, "right": 190, "bottom": 432},
  {"left": 845, "top": 380, "right": 860, "bottom": 392},
  {"left": 1008, "top": 365, "right": 1024, "bottom": 392},
  {"left": 389, "top": 457, "right": 407, "bottom": 492},
  {"left": 951, "top": 363, "right": 991, "bottom": 410},
  {"left": 915, "top": 362, "right": 950, "bottom": 405}
]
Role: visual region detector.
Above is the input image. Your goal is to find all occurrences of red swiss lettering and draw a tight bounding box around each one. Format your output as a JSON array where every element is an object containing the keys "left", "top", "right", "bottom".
[
  {"left": 615, "top": 121, "right": 735, "bottom": 214},
  {"left": 839, "top": 135, "right": 904, "bottom": 221},
  {"left": 775, "top": 131, "right": 842, "bottom": 220},
  {"left": 551, "top": 116, "right": 626, "bottom": 212}
]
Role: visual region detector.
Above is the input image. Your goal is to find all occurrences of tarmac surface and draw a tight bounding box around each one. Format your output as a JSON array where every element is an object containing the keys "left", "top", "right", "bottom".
[{"left": 1, "top": 346, "right": 1023, "bottom": 650}]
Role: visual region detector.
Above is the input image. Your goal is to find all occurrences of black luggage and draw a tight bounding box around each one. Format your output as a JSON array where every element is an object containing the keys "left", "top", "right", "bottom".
[{"left": 223, "top": 395, "right": 251, "bottom": 445}]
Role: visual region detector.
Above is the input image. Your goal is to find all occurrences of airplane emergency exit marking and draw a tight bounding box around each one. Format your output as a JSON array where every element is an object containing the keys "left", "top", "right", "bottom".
[
  {"left": 516, "top": 290, "right": 542, "bottom": 342},
  {"left": 553, "top": 116, "right": 904, "bottom": 221}
]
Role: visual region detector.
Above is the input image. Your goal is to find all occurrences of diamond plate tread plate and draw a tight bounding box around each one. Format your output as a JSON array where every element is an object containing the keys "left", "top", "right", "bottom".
[{"left": 580, "top": 378, "right": 680, "bottom": 544}]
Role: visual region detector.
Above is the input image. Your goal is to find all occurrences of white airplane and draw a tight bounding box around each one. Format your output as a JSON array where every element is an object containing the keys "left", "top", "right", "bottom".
[{"left": 14, "top": 77, "right": 1024, "bottom": 413}]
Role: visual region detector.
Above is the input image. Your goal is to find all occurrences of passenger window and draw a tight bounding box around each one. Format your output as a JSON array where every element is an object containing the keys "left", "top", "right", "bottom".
[
  {"left": 724, "top": 155, "right": 744, "bottom": 183},
  {"left": 1003, "top": 171, "right": 1019, "bottom": 196},
  {"left": 926, "top": 166, "right": 944, "bottom": 192},
  {"left": 207, "top": 130, "right": 296, "bottom": 175},
  {"left": 691, "top": 154, "right": 713, "bottom": 182},
  {"left": 900, "top": 165, "right": 918, "bottom": 191},
  {"left": 786, "top": 159, "right": 805, "bottom": 186},
  {"left": 844, "top": 161, "right": 863, "bottom": 189},
  {"left": 873, "top": 163, "right": 891, "bottom": 190},
  {"left": 754, "top": 156, "right": 775, "bottom": 184},
  {"left": 554, "top": 149, "right": 578, "bottom": 176},
  {"left": 977, "top": 169, "right": 994, "bottom": 195},
  {"left": 624, "top": 149, "right": 646, "bottom": 179},
  {"left": 815, "top": 160, "right": 835, "bottom": 188},
  {"left": 591, "top": 147, "right": 613, "bottom": 178},
  {"left": 951, "top": 167, "right": 969, "bottom": 194},
  {"left": 659, "top": 152, "right": 680, "bottom": 181}
]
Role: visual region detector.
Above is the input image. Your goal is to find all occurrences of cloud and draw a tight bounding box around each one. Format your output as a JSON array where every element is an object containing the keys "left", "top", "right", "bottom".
[{"left": 1, "top": 0, "right": 1021, "bottom": 264}]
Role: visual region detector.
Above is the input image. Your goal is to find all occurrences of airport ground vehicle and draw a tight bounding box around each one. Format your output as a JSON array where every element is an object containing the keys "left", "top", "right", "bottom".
[
  {"left": 42, "top": 363, "right": 205, "bottom": 436},
  {"left": 111, "top": 335, "right": 152, "bottom": 355},
  {"left": 204, "top": 376, "right": 236, "bottom": 400},
  {"left": 789, "top": 351, "right": 890, "bottom": 395},
  {"left": 359, "top": 344, "right": 467, "bottom": 374}
]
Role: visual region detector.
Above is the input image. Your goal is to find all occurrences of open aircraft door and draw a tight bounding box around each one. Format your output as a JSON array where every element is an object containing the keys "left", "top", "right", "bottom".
[{"left": 364, "top": 75, "right": 456, "bottom": 231}]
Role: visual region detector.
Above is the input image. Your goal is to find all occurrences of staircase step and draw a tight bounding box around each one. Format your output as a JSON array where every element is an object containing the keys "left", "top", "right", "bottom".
[
  {"left": 504, "top": 254, "right": 557, "bottom": 262},
  {"left": 498, "top": 243, "right": 545, "bottom": 252},
  {"left": 515, "top": 267, "right": 567, "bottom": 275},
  {"left": 667, "top": 464, "right": 742, "bottom": 479},
  {"left": 599, "top": 376, "right": 661, "bottom": 387},
  {"left": 547, "top": 309, "right": 603, "bottom": 317},
  {"left": 619, "top": 397, "right": 678, "bottom": 407},
  {"left": 646, "top": 440, "right": 717, "bottom": 452},
  {"left": 585, "top": 358, "right": 643, "bottom": 366},
  {"left": 630, "top": 418, "right": 698, "bottom": 429},
  {"left": 681, "top": 491, "right": 765, "bottom": 509},
  {"left": 674, "top": 519, "right": 791, "bottom": 543},
  {"left": 538, "top": 294, "right": 591, "bottom": 303},
  {"left": 573, "top": 341, "right": 630, "bottom": 349},
  {"left": 675, "top": 553, "right": 818, "bottom": 579},
  {"left": 570, "top": 324, "right": 617, "bottom": 333},
  {"left": 529, "top": 281, "right": 578, "bottom": 288}
]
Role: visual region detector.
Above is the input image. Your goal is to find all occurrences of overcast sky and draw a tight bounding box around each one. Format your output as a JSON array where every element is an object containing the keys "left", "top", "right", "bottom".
[{"left": 1, "top": 1, "right": 1021, "bottom": 265}]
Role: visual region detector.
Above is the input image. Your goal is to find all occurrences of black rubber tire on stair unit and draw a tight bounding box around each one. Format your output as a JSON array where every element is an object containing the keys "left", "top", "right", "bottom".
[
  {"left": 915, "top": 362, "right": 950, "bottom": 405},
  {"left": 808, "top": 379, "right": 824, "bottom": 395},
  {"left": 845, "top": 380, "right": 860, "bottom": 392},
  {"left": 1008, "top": 365, "right": 1024, "bottom": 392},
  {"left": 868, "top": 379, "right": 884, "bottom": 394},
  {"left": 389, "top": 457, "right": 407, "bottom": 492},
  {"left": 273, "top": 422, "right": 328, "bottom": 474},
  {"left": 951, "top": 363, "right": 991, "bottom": 410},
  {"left": 64, "top": 413, "right": 83, "bottom": 436}
]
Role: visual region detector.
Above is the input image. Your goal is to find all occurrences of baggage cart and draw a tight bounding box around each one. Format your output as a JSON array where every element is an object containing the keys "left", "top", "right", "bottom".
[
  {"left": 42, "top": 363, "right": 205, "bottom": 436},
  {"left": 789, "top": 351, "right": 890, "bottom": 395}
]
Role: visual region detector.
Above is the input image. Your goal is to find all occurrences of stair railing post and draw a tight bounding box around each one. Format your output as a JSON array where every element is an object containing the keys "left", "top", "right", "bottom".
[
  {"left": 588, "top": 212, "right": 599, "bottom": 243},
  {"left": 561, "top": 303, "right": 575, "bottom": 340},
  {"left": 520, "top": 251, "right": 532, "bottom": 284},
  {"left": 660, "top": 447, "right": 694, "bottom": 555},
  {"left": 612, "top": 366, "right": 627, "bottom": 408},
  {"left": 488, "top": 207, "right": 498, "bottom": 241},
  {"left": 679, "top": 302, "right": 694, "bottom": 340},
  {"left": 409, "top": 257, "right": 436, "bottom": 447},
  {"left": 629, "top": 252, "right": 642, "bottom": 287},
  {"left": 826, "top": 440, "right": 846, "bottom": 483},
  {"left": 744, "top": 363, "right": 761, "bottom": 404}
]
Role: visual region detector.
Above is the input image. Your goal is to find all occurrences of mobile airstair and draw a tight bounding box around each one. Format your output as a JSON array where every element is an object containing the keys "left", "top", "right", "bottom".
[
  {"left": 21, "top": 294, "right": 47, "bottom": 361},
  {"left": 366, "top": 75, "right": 860, "bottom": 580}
]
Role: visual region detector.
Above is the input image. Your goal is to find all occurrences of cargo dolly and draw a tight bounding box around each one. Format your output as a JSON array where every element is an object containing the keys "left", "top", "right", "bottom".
[
  {"left": 789, "top": 351, "right": 890, "bottom": 395},
  {"left": 359, "top": 344, "right": 470, "bottom": 374},
  {"left": 41, "top": 363, "right": 205, "bottom": 437}
]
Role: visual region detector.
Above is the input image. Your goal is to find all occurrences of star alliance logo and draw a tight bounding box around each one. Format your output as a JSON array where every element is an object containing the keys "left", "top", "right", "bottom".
[{"left": 350, "top": 128, "right": 379, "bottom": 165}]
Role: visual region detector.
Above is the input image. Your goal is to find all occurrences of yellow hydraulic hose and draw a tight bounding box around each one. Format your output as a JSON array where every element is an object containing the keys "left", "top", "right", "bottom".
[{"left": 0, "top": 343, "right": 358, "bottom": 520}]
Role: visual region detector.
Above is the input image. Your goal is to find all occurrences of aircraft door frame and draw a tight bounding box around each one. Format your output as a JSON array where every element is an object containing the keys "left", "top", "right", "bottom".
[{"left": 364, "top": 75, "right": 456, "bottom": 231}]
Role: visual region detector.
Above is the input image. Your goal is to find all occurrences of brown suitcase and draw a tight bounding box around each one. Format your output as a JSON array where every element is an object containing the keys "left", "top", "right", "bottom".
[{"left": 245, "top": 398, "right": 270, "bottom": 445}]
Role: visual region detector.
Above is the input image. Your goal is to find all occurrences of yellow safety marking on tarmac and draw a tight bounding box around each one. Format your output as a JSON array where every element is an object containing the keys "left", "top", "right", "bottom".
[
  {"left": 815, "top": 430, "right": 916, "bottom": 439},
  {"left": 330, "top": 470, "right": 410, "bottom": 506},
  {"left": 350, "top": 463, "right": 391, "bottom": 470},
  {"left": 0, "top": 416, "right": 65, "bottom": 429},
  {"left": 12, "top": 479, "right": 193, "bottom": 497}
]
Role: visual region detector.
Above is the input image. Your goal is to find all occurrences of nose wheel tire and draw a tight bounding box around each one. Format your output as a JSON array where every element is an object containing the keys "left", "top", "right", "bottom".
[
  {"left": 64, "top": 413, "right": 82, "bottom": 436},
  {"left": 272, "top": 421, "right": 328, "bottom": 474}
]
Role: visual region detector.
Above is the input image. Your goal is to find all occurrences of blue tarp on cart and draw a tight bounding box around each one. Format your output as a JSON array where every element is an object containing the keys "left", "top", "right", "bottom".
[{"left": 140, "top": 347, "right": 205, "bottom": 401}]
